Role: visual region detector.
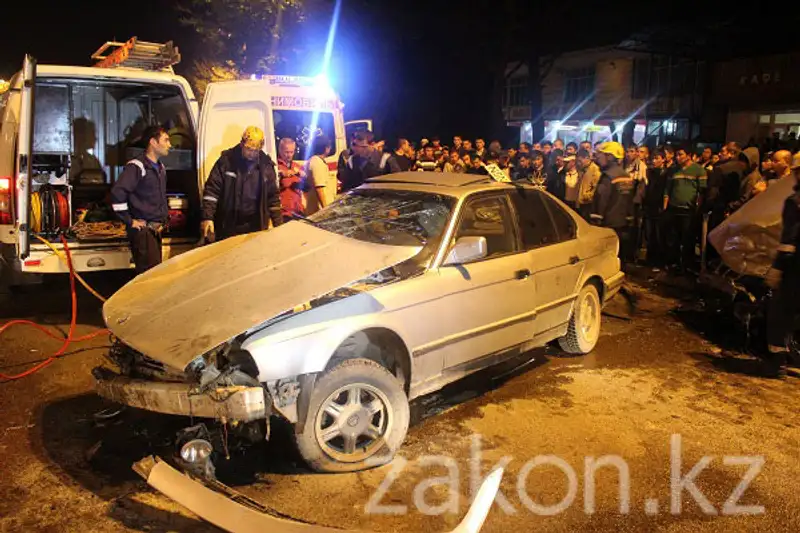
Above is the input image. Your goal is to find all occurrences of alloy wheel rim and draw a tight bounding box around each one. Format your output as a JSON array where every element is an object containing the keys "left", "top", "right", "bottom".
[
  {"left": 314, "top": 383, "right": 393, "bottom": 463},
  {"left": 579, "top": 291, "right": 600, "bottom": 344}
]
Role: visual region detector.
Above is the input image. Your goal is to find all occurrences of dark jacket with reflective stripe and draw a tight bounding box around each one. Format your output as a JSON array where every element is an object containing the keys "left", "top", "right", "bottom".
[
  {"left": 110, "top": 155, "right": 168, "bottom": 227},
  {"left": 201, "top": 145, "right": 282, "bottom": 239},
  {"left": 591, "top": 162, "right": 640, "bottom": 229}
]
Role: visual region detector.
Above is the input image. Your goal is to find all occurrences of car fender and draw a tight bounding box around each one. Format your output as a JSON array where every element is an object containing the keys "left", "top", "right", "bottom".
[{"left": 242, "top": 291, "right": 414, "bottom": 382}]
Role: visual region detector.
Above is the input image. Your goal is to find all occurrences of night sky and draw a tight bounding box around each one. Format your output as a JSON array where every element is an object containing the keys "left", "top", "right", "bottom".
[{"left": 0, "top": 1, "right": 794, "bottom": 146}]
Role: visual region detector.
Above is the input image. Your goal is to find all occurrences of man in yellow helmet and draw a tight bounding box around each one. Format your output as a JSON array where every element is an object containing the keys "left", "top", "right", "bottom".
[
  {"left": 591, "top": 141, "right": 643, "bottom": 262},
  {"left": 200, "top": 126, "right": 283, "bottom": 242}
]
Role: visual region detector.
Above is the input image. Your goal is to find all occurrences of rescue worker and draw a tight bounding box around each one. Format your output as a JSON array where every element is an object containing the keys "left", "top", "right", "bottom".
[
  {"left": 110, "top": 125, "right": 171, "bottom": 274},
  {"left": 200, "top": 126, "right": 283, "bottom": 243},
  {"left": 591, "top": 142, "right": 641, "bottom": 262},
  {"left": 764, "top": 153, "right": 800, "bottom": 378},
  {"left": 591, "top": 141, "right": 640, "bottom": 312}
]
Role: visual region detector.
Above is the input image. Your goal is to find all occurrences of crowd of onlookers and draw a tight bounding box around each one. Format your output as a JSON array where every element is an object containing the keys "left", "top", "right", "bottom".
[
  {"left": 273, "top": 129, "right": 796, "bottom": 277},
  {"left": 329, "top": 131, "right": 797, "bottom": 274}
]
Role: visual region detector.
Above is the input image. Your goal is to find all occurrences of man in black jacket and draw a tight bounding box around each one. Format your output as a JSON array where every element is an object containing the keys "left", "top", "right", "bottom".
[
  {"left": 337, "top": 131, "right": 390, "bottom": 191},
  {"left": 200, "top": 126, "right": 283, "bottom": 242},
  {"left": 591, "top": 142, "right": 642, "bottom": 263},
  {"left": 643, "top": 150, "right": 669, "bottom": 266},
  {"left": 110, "top": 126, "right": 171, "bottom": 273},
  {"left": 764, "top": 154, "right": 800, "bottom": 378}
]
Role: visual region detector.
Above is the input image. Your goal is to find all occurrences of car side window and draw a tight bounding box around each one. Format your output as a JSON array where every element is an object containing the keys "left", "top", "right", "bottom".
[
  {"left": 454, "top": 195, "right": 516, "bottom": 260},
  {"left": 541, "top": 194, "right": 577, "bottom": 241},
  {"left": 509, "top": 188, "right": 559, "bottom": 249}
]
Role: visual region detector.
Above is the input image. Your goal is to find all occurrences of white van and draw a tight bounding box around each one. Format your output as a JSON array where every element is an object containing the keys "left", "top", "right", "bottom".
[{"left": 0, "top": 40, "right": 368, "bottom": 285}]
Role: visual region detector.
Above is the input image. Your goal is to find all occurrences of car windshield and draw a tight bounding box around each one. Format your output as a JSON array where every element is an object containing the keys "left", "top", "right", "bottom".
[{"left": 307, "top": 189, "right": 456, "bottom": 249}]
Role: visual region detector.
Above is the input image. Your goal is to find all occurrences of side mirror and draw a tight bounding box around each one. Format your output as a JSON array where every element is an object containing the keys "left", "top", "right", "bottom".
[{"left": 443, "top": 236, "right": 488, "bottom": 266}]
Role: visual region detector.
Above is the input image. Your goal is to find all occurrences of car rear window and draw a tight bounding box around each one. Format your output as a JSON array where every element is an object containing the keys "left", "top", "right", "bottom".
[
  {"left": 540, "top": 194, "right": 577, "bottom": 241},
  {"left": 509, "top": 188, "right": 559, "bottom": 249}
]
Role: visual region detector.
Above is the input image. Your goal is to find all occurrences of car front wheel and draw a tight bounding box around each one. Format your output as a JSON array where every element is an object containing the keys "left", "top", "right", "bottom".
[
  {"left": 558, "top": 283, "right": 602, "bottom": 354},
  {"left": 295, "top": 358, "right": 410, "bottom": 473}
]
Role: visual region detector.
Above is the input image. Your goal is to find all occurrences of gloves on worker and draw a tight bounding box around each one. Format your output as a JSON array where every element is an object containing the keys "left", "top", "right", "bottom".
[
  {"left": 765, "top": 268, "right": 782, "bottom": 290},
  {"left": 200, "top": 220, "right": 215, "bottom": 244}
]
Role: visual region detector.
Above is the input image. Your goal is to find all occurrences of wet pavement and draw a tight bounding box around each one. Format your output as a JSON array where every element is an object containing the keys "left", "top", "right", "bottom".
[{"left": 1, "top": 269, "right": 799, "bottom": 532}]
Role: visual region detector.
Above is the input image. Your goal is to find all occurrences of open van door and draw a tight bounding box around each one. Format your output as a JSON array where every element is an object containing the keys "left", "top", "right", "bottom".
[
  {"left": 198, "top": 80, "right": 276, "bottom": 190},
  {"left": 344, "top": 119, "right": 373, "bottom": 141},
  {"left": 16, "top": 55, "right": 36, "bottom": 260}
]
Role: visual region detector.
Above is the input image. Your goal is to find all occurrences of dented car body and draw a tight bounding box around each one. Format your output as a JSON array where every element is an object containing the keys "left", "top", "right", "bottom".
[{"left": 95, "top": 172, "right": 623, "bottom": 472}]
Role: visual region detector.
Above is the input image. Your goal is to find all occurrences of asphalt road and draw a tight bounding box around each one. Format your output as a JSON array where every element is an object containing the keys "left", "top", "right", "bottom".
[{"left": 1, "top": 269, "right": 799, "bottom": 532}]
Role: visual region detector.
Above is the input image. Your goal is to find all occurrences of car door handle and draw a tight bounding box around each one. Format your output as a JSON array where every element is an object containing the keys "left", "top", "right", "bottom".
[
  {"left": 569, "top": 255, "right": 580, "bottom": 264},
  {"left": 515, "top": 269, "right": 531, "bottom": 280}
]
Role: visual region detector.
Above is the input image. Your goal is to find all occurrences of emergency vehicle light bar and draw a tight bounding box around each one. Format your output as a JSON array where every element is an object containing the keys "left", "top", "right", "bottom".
[{"left": 92, "top": 37, "right": 181, "bottom": 72}]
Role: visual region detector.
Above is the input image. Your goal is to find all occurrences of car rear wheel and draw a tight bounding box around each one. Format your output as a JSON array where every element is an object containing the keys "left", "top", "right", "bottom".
[
  {"left": 558, "top": 283, "right": 601, "bottom": 354},
  {"left": 295, "top": 358, "right": 409, "bottom": 473}
]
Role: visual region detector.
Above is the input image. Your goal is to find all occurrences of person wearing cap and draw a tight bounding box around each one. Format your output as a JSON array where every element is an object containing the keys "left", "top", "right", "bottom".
[
  {"left": 591, "top": 141, "right": 641, "bottom": 262},
  {"left": 562, "top": 154, "right": 580, "bottom": 210},
  {"left": 200, "top": 125, "right": 283, "bottom": 242},
  {"left": 764, "top": 152, "right": 800, "bottom": 378}
]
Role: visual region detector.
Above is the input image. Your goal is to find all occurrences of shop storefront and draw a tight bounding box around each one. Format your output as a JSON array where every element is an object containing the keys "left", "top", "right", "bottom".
[{"left": 516, "top": 117, "right": 689, "bottom": 148}]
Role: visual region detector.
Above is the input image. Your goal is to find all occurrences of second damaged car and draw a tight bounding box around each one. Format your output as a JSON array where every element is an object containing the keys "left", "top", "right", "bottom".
[{"left": 94, "top": 172, "right": 624, "bottom": 473}]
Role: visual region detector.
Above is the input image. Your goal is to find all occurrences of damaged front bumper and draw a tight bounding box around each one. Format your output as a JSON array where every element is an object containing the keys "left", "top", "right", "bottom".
[
  {"left": 92, "top": 367, "right": 268, "bottom": 422},
  {"left": 133, "top": 456, "right": 502, "bottom": 533}
]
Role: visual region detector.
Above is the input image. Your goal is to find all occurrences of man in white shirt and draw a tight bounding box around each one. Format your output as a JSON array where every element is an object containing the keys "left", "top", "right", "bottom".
[{"left": 305, "top": 135, "right": 337, "bottom": 213}]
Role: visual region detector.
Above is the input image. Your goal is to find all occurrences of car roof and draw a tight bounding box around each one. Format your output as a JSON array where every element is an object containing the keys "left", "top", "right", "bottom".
[{"left": 366, "top": 171, "right": 494, "bottom": 188}]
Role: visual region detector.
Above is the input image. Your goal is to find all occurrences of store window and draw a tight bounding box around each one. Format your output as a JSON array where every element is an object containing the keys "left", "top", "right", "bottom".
[{"left": 564, "top": 67, "right": 595, "bottom": 103}]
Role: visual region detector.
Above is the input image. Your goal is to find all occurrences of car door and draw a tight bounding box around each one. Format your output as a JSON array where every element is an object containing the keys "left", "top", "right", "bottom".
[
  {"left": 16, "top": 55, "right": 36, "bottom": 260},
  {"left": 509, "top": 188, "right": 584, "bottom": 335},
  {"left": 424, "top": 193, "right": 538, "bottom": 371}
]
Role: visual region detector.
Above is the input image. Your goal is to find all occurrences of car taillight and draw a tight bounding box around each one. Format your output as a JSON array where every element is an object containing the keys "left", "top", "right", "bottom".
[{"left": 0, "top": 176, "right": 12, "bottom": 225}]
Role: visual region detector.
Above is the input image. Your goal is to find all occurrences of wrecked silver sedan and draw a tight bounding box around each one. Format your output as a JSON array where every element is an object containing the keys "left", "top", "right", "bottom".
[{"left": 95, "top": 172, "right": 624, "bottom": 472}]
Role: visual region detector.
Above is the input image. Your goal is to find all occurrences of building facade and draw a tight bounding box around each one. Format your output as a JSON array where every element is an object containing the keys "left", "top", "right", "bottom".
[
  {"left": 710, "top": 52, "right": 800, "bottom": 146},
  {"left": 503, "top": 47, "right": 705, "bottom": 147}
]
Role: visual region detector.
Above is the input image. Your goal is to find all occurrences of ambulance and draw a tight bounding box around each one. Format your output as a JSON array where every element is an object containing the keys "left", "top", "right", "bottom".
[{"left": 0, "top": 38, "right": 369, "bottom": 285}]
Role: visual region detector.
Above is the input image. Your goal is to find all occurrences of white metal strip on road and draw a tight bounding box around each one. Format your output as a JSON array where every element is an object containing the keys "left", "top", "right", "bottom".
[{"left": 137, "top": 456, "right": 503, "bottom": 533}]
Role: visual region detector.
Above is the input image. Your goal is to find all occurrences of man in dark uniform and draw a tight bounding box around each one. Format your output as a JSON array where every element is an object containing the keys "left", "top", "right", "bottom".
[
  {"left": 764, "top": 154, "right": 800, "bottom": 378},
  {"left": 110, "top": 126, "right": 171, "bottom": 274},
  {"left": 591, "top": 141, "right": 641, "bottom": 312},
  {"left": 200, "top": 126, "right": 283, "bottom": 242},
  {"left": 591, "top": 142, "right": 642, "bottom": 263}
]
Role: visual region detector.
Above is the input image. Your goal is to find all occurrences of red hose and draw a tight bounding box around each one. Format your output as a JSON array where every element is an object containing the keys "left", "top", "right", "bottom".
[{"left": 0, "top": 235, "right": 109, "bottom": 381}]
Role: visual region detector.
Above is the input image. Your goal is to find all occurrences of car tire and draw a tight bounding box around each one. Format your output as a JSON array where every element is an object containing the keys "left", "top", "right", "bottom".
[
  {"left": 558, "top": 283, "right": 602, "bottom": 354},
  {"left": 294, "top": 358, "right": 409, "bottom": 473}
]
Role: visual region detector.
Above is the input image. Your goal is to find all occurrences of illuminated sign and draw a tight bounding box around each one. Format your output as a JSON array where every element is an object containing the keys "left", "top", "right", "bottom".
[{"left": 270, "top": 96, "right": 338, "bottom": 110}]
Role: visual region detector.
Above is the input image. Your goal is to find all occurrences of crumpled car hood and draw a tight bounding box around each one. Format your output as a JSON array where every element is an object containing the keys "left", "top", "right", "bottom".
[
  {"left": 708, "top": 175, "right": 794, "bottom": 277},
  {"left": 103, "top": 221, "right": 420, "bottom": 371}
]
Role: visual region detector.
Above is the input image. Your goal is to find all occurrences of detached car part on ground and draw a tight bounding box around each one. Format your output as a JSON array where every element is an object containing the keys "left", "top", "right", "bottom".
[
  {"left": 94, "top": 172, "right": 624, "bottom": 474},
  {"left": 132, "top": 456, "right": 504, "bottom": 533}
]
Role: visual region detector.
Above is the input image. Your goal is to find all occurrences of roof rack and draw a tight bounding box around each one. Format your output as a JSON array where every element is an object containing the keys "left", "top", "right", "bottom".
[{"left": 92, "top": 37, "right": 181, "bottom": 72}]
